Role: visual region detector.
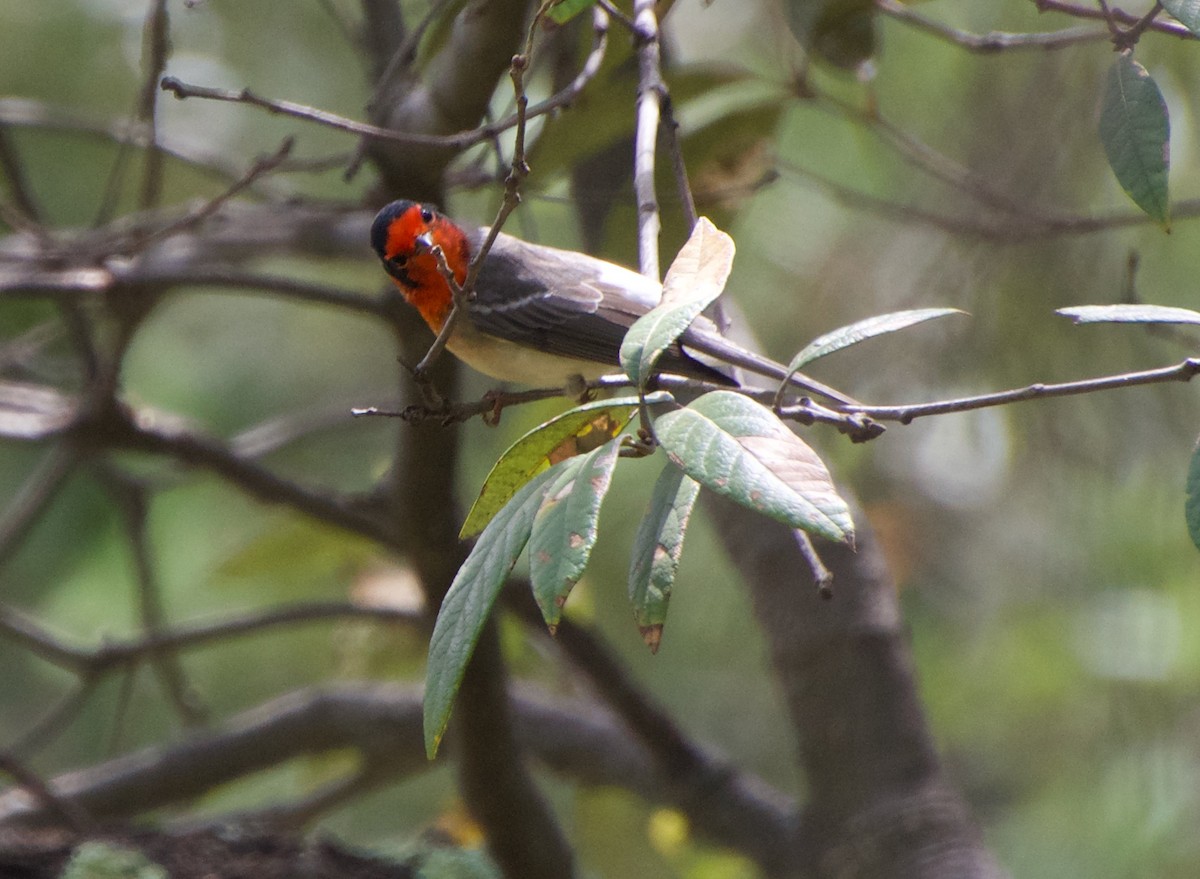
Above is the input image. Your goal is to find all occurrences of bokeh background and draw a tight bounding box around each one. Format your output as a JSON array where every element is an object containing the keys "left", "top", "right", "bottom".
[{"left": 2, "top": 1, "right": 1199, "bottom": 876}]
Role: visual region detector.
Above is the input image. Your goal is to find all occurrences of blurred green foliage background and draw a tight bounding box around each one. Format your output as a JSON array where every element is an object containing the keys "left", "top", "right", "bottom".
[{"left": 2, "top": 1, "right": 1200, "bottom": 876}]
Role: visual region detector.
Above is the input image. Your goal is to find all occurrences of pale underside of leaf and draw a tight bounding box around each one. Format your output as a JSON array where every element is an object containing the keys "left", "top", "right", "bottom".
[
  {"left": 1057, "top": 304, "right": 1200, "bottom": 325},
  {"left": 788, "top": 307, "right": 966, "bottom": 371},
  {"left": 619, "top": 217, "right": 735, "bottom": 387}
]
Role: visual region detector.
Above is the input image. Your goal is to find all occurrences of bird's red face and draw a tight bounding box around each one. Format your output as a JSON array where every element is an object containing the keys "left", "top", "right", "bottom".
[{"left": 371, "top": 200, "right": 471, "bottom": 330}]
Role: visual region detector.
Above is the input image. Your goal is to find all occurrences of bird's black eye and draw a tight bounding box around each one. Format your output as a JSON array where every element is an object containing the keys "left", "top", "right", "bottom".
[
  {"left": 392, "top": 256, "right": 408, "bottom": 267},
  {"left": 420, "top": 208, "right": 434, "bottom": 222}
]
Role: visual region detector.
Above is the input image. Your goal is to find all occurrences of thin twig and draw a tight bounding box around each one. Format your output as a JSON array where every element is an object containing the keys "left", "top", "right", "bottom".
[
  {"left": 0, "top": 97, "right": 290, "bottom": 195},
  {"left": 412, "top": 21, "right": 543, "bottom": 380},
  {"left": 137, "top": 0, "right": 171, "bottom": 209},
  {"left": 794, "top": 530, "right": 834, "bottom": 599},
  {"left": 1118, "top": 2, "right": 1165, "bottom": 48},
  {"left": 0, "top": 443, "right": 77, "bottom": 570},
  {"left": 1096, "top": 0, "right": 1127, "bottom": 40},
  {"left": 7, "top": 678, "right": 100, "bottom": 759},
  {"left": 121, "top": 137, "right": 295, "bottom": 254},
  {"left": 825, "top": 357, "right": 1200, "bottom": 424},
  {"left": 160, "top": 77, "right": 444, "bottom": 143},
  {"left": 365, "top": 0, "right": 451, "bottom": 115},
  {"left": 95, "top": 403, "right": 398, "bottom": 548},
  {"left": 0, "top": 752, "right": 94, "bottom": 832},
  {"left": 162, "top": 39, "right": 610, "bottom": 157},
  {"left": 780, "top": 160, "right": 1200, "bottom": 241},
  {"left": 3, "top": 262, "right": 385, "bottom": 319},
  {"left": 0, "top": 126, "right": 44, "bottom": 224},
  {"left": 0, "top": 601, "right": 419, "bottom": 676},
  {"left": 412, "top": 243, "right": 470, "bottom": 381},
  {"left": 660, "top": 94, "right": 697, "bottom": 231},
  {"left": 99, "top": 468, "right": 208, "bottom": 728},
  {"left": 354, "top": 375, "right": 631, "bottom": 425},
  {"left": 632, "top": 0, "right": 665, "bottom": 280},
  {"left": 878, "top": 0, "right": 1110, "bottom": 51},
  {"left": 0, "top": 606, "right": 94, "bottom": 670},
  {"left": 106, "top": 667, "right": 138, "bottom": 757},
  {"left": 0, "top": 199, "right": 50, "bottom": 246},
  {"left": 1034, "top": 0, "right": 1194, "bottom": 40},
  {"left": 818, "top": 90, "right": 1065, "bottom": 221},
  {"left": 597, "top": 0, "right": 636, "bottom": 32}
]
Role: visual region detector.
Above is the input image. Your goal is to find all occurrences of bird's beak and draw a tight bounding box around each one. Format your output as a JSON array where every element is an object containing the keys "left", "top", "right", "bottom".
[{"left": 415, "top": 231, "right": 435, "bottom": 252}]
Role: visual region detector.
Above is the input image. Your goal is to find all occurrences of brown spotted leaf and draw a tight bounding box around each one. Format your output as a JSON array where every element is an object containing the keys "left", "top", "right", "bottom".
[{"left": 528, "top": 439, "right": 622, "bottom": 632}]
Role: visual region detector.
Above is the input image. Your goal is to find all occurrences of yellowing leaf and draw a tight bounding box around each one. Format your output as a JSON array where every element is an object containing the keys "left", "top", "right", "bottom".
[{"left": 460, "top": 394, "right": 666, "bottom": 539}]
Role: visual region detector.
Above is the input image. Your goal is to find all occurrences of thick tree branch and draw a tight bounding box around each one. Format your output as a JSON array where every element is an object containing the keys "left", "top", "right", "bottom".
[
  {"left": 707, "top": 494, "right": 1005, "bottom": 878},
  {"left": 507, "top": 592, "right": 797, "bottom": 876},
  {"left": 0, "top": 684, "right": 793, "bottom": 868},
  {"left": 365, "top": 0, "right": 533, "bottom": 200}
]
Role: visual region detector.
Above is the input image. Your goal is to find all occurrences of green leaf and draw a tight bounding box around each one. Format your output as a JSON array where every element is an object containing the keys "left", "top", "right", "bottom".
[
  {"left": 654, "top": 391, "right": 853, "bottom": 544},
  {"left": 60, "top": 842, "right": 168, "bottom": 879},
  {"left": 619, "top": 217, "right": 735, "bottom": 388},
  {"left": 628, "top": 465, "right": 700, "bottom": 654},
  {"left": 1162, "top": 1, "right": 1200, "bottom": 35},
  {"left": 1057, "top": 304, "right": 1200, "bottom": 325},
  {"left": 529, "top": 64, "right": 760, "bottom": 194},
  {"left": 787, "top": 308, "right": 966, "bottom": 371},
  {"left": 424, "top": 463, "right": 566, "bottom": 759},
  {"left": 1099, "top": 52, "right": 1171, "bottom": 226},
  {"left": 460, "top": 394, "right": 667, "bottom": 539},
  {"left": 1186, "top": 438, "right": 1200, "bottom": 552},
  {"left": 529, "top": 439, "right": 621, "bottom": 632},
  {"left": 547, "top": 0, "right": 596, "bottom": 24}
]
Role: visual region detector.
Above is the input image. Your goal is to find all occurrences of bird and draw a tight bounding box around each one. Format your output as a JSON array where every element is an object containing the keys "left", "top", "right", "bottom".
[{"left": 370, "top": 199, "right": 857, "bottom": 407}]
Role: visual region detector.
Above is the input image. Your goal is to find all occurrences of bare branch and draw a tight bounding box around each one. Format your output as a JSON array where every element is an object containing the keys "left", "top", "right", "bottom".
[
  {"left": 160, "top": 76, "right": 468, "bottom": 146},
  {"left": 0, "top": 443, "right": 77, "bottom": 570},
  {"left": 781, "top": 160, "right": 1200, "bottom": 241},
  {"left": 0, "top": 126, "right": 44, "bottom": 226},
  {"left": 7, "top": 679, "right": 100, "bottom": 760},
  {"left": 0, "top": 607, "right": 94, "bottom": 671},
  {"left": 0, "top": 684, "right": 795, "bottom": 870},
  {"left": 0, "top": 602, "right": 419, "bottom": 678},
  {"left": 829, "top": 357, "right": 1200, "bottom": 423},
  {"left": 632, "top": 0, "right": 665, "bottom": 279},
  {"left": 0, "top": 753, "right": 93, "bottom": 833},
  {"left": 794, "top": 529, "right": 834, "bottom": 600},
  {"left": 137, "top": 0, "right": 170, "bottom": 208},
  {"left": 90, "top": 402, "right": 398, "bottom": 548},
  {"left": 97, "top": 468, "right": 207, "bottom": 728},
  {"left": 507, "top": 594, "right": 798, "bottom": 876},
  {"left": 1034, "top": 0, "right": 1194, "bottom": 40},
  {"left": 879, "top": 0, "right": 1111, "bottom": 51},
  {"left": 121, "top": 137, "right": 295, "bottom": 255},
  {"left": 0, "top": 97, "right": 290, "bottom": 194}
]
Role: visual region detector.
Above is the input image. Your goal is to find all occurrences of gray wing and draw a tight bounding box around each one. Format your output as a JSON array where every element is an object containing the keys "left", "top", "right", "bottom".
[{"left": 470, "top": 233, "right": 734, "bottom": 384}]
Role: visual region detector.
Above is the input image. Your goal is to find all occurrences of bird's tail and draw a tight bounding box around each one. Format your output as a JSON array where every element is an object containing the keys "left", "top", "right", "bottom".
[{"left": 680, "top": 330, "right": 859, "bottom": 408}]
